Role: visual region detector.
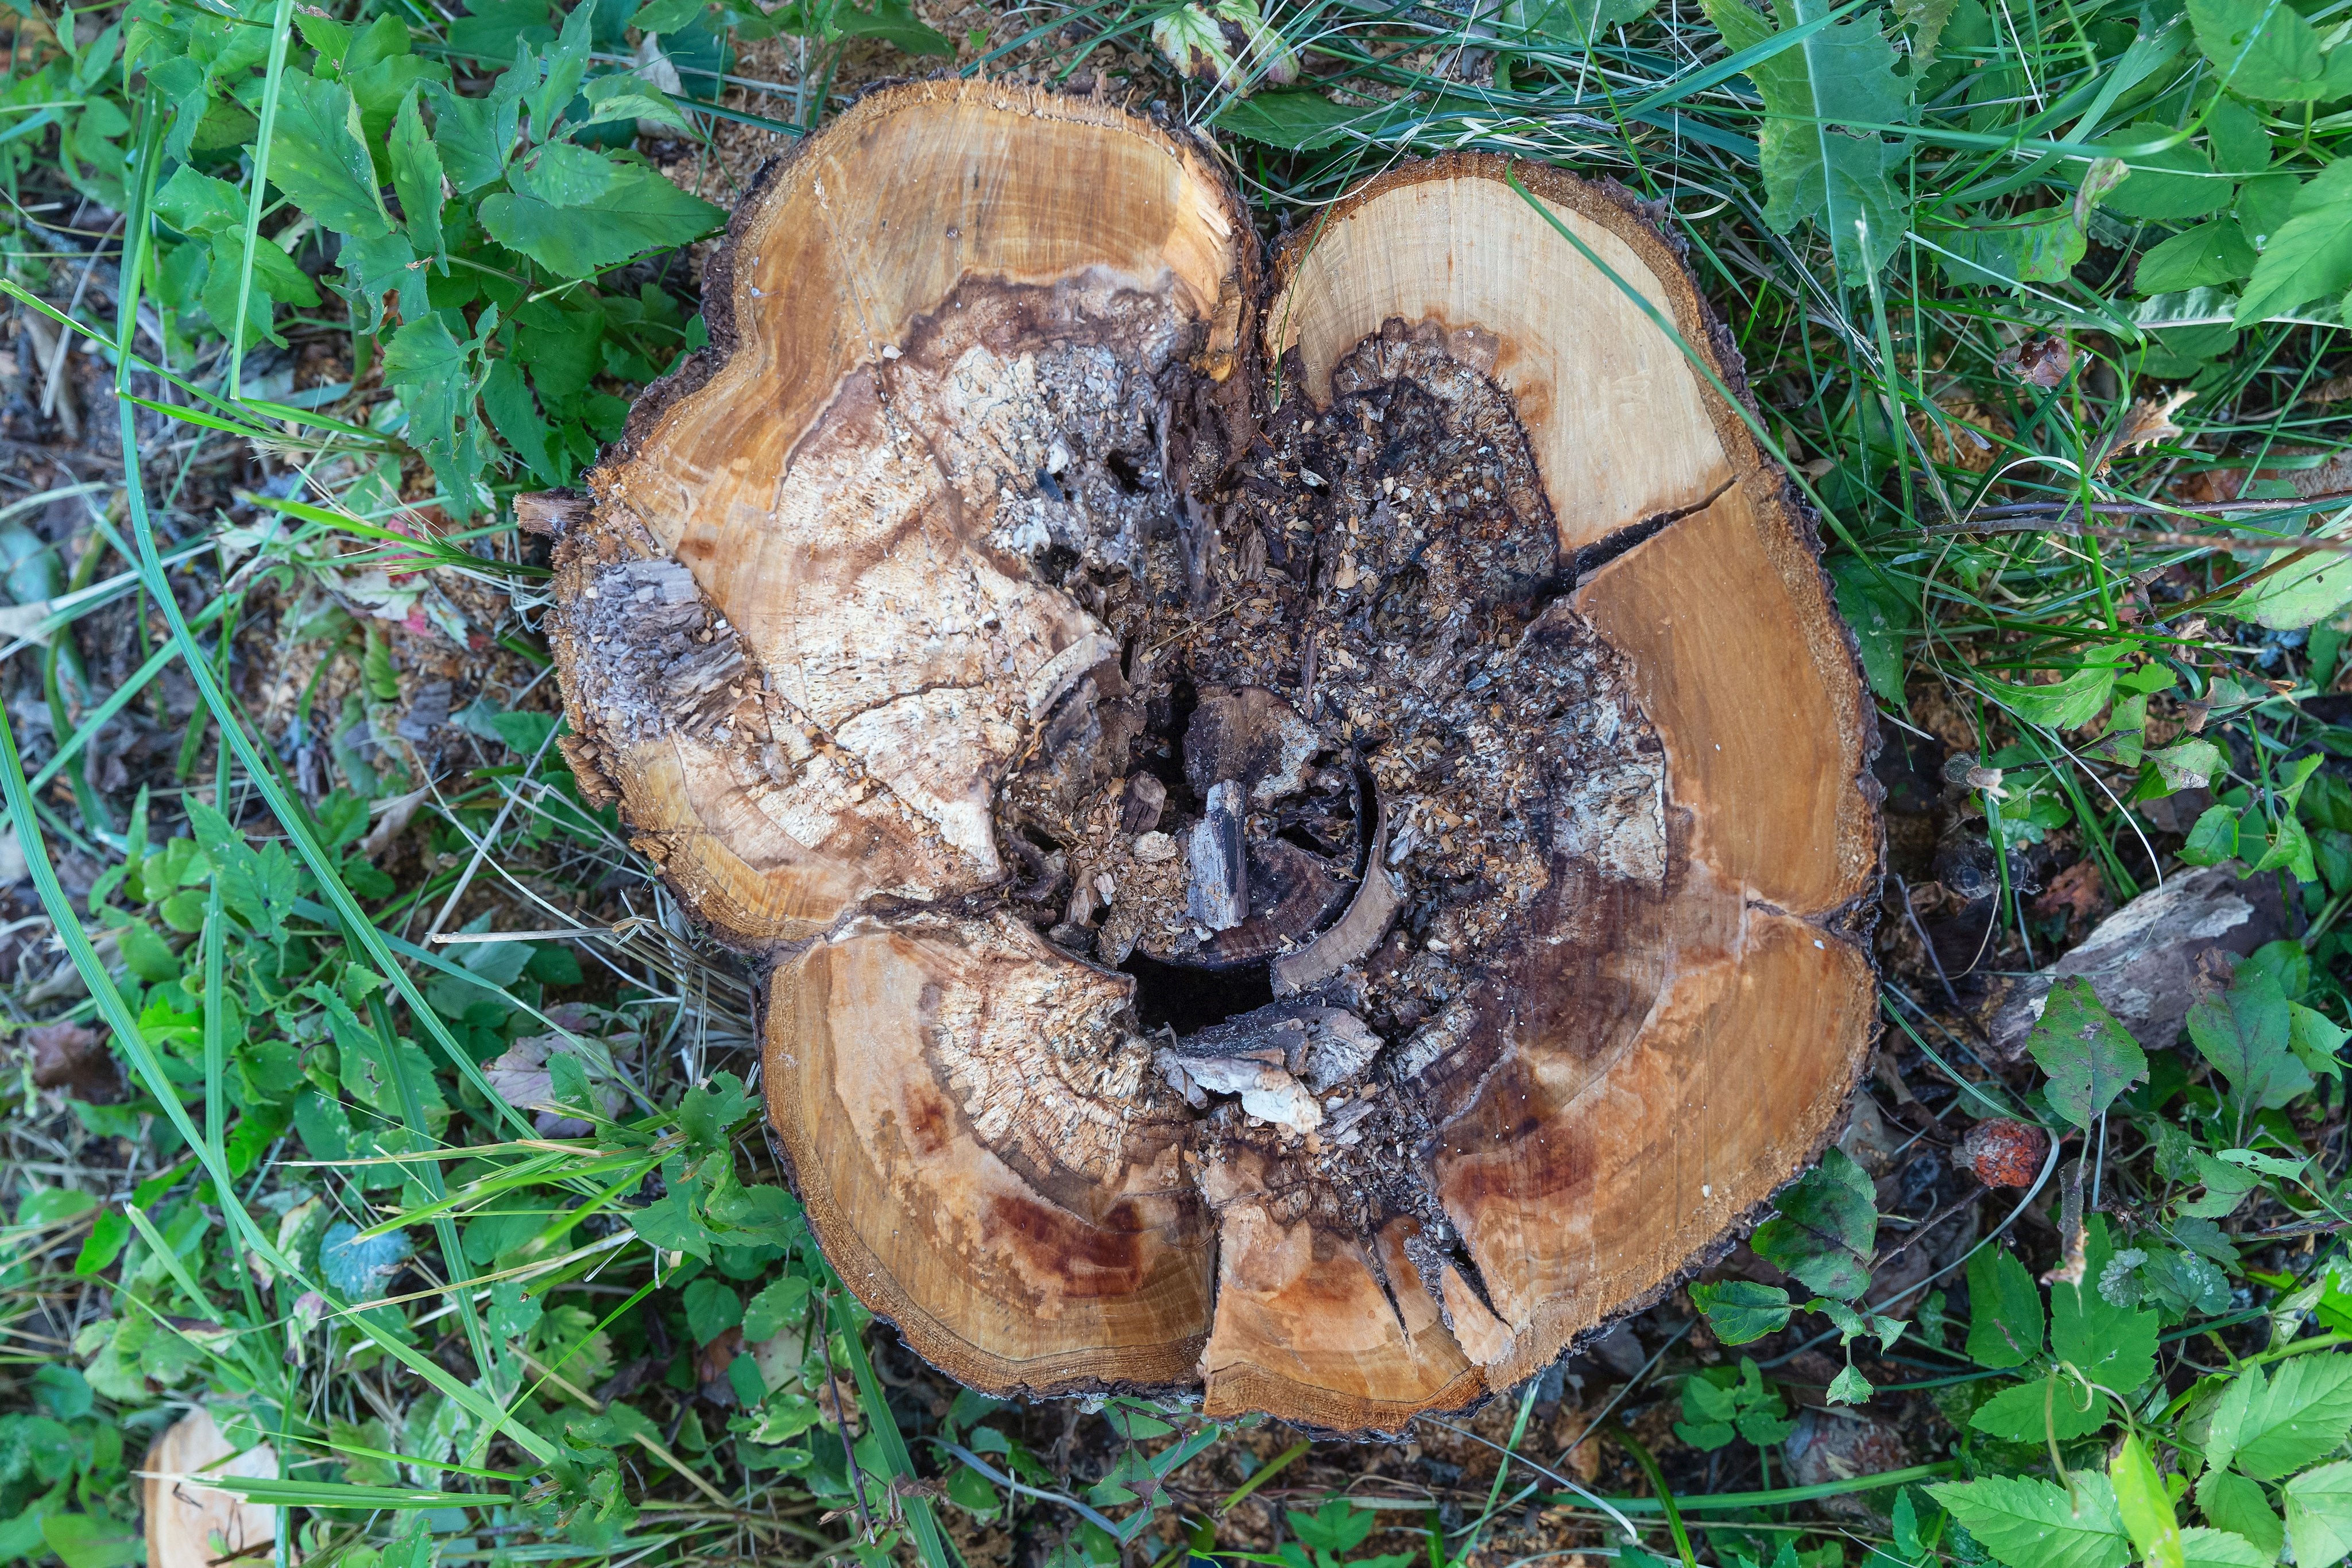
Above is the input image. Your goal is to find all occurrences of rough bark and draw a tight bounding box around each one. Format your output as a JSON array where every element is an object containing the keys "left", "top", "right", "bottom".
[{"left": 546, "top": 80, "right": 1881, "bottom": 1433}]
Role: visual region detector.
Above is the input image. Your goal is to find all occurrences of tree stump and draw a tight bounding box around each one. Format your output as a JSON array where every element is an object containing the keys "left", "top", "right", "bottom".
[{"left": 546, "top": 80, "right": 1881, "bottom": 1433}]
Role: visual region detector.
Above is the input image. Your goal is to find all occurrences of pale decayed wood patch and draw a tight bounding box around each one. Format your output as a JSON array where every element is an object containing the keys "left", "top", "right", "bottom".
[
  {"left": 144, "top": 1410, "right": 277, "bottom": 1568},
  {"left": 548, "top": 81, "right": 1879, "bottom": 1433}
]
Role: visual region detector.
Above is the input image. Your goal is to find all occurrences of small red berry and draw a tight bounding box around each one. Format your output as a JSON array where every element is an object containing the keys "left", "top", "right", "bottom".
[{"left": 1963, "top": 1118, "right": 2051, "bottom": 1188}]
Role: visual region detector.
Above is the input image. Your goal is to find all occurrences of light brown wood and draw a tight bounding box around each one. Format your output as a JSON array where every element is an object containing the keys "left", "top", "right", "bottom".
[
  {"left": 549, "top": 83, "right": 1879, "bottom": 1434},
  {"left": 142, "top": 1410, "right": 276, "bottom": 1568}
]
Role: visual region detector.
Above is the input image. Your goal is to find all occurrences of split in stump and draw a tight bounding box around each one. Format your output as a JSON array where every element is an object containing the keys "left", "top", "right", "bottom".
[{"left": 546, "top": 80, "right": 1880, "bottom": 1434}]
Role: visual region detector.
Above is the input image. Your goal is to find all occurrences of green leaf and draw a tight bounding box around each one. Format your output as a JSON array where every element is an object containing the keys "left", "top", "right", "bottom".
[
  {"left": 154, "top": 166, "right": 245, "bottom": 238},
  {"left": 2182, "top": 1149, "right": 2262, "bottom": 1218},
  {"left": 1894, "top": 0, "right": 1958, "bottom": 65},
  {"left": 681, "top": 1276, "right": 741, "bottom": 1344},
  {"left": 1691, "top": 1279, "right": 1795, "bottom": 1344},
  {"left": 2179, "top": 1528, "right": 2271, "bottom": 1568},
  {"left": 2180, "top": 803, "right": 2242, "bottom": 866},
  {"left": 2239, "top": 164, "right": 2352, "bottom": 323},
  {"left": 478, "top": 160, "right": 724, "bottom": 278},
  {"left": 626, "top": 1188, "right": 713, "bottom": 1260},
  {"left": 2219, "top": 1357, "right": 2352, "bottom": 1480},
  {"left": 2113, "top": 1433, "right": 2185, "bottom": 1568},
  {"left": 2197, "top": 1472, "right": 2283, "bottom": 1560},
  {"left": 2210, "top": 95, "right": 2273, "bottom": 172},
  {"left": 2227, "top": 514, "right": 2352, "bottom": 630},
  {"left": 1929, "top": 210, "right": 2088, "bottom": 291},
  {"left": 40, "top": 1515, "right": 141, "bottom": 1568},
  {"left": 1750, "top": 1147, "right": 1877, "bottom": 1299},
  {"left": 1289, "top": 1500, "right": 1378, "bottom": 1556},
  {"left": 390, "top": 88, "right": 446, "bottom": 258},
  {"left": 2146, "top": 740, "right": 2227, "bottom": 795},
  {"left": 423, "top": 77, "right": 523, "bottom": 192},
  {"left": 1826, "top": 1364, "right": 1874, "bottom": 1404},
  {"left": 1829, "top": 556, "right": 1915, "bottom": 701},
  {"left": 830, "top": 0, "right": 954, "bottom": 54},
  {"left": 2290, "top": 1003, "right": 2348, "bottom": 1078},
  {"left": 2136, "top": 220, "right": 2258, "bottom": 294},
  {"left": 382, "top": 311, "right": 486, "bottom": 512},
  {"left": 743, "top": 1276, "right": 811, "bottom": 1342},
  {"left": 2287, "top": 1461, "right": 2352, "bottom": 1568},
  {"left": 1986, "top": 646, "right": 2125, "bottom": 730},
  {"left": 1972, "top": 1375, "right": 2116, "bottom": 1442},
  {"left": 2053, "top": 1215, "right": 2160, "bottom": 1394},
  {"left": 2099, "top": 127, "right": 2233, "bottom": 222},
  {"left": 2189, "top": 974, "right": 2312, "bottom": 1111},
  {"left": 581, "top": 74, "right": 695, "bottom": 134},
  {"left": 483, "top": 356, "right": 562, "bottom": 485},
  {"left": 1966, "top": 1246, "right": 2047, "bottom": 1369},
  {"left": 1928, "top": 1474, "right": 2130, "bottom": 1568},
  {"left": 1695, "top": 0, "right": 1914, "bottom": 280},
  {"left": 2189, "top": 0, "right": 2352, "bottom": 100},
  {"left": 1212, "top": 90, "right": 1381, "bottom": 150},
  {"left": 524, "top": 0, "right": 594, "bottom": 138},
  {"left": 2030, "top": 977, "right": 2149, "bottom": 1129},
  {"left": 1499, "top": 0, "right": 1657, "bottom": 46},
  {"left": 268, "top": 71, "right": 394, "bottom": 239}
]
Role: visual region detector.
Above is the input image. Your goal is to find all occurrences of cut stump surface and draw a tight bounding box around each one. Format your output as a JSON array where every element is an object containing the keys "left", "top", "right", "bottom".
[{"left": 548, "top": 80, "right": 1881, "bottom": 1433}]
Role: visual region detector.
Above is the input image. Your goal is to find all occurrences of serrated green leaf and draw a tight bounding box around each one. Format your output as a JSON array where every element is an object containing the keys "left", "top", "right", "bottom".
[
  {"left": 2198, "top": 1472, "right": 2283, "bottom": 1560},
  {"left": 267, "top": 70, "right": 394, "bottom": 239},
  {"left": 1499, "top": 0, "right": 1657, "bottom": 45},
  {"left": 1973, "top": 1375, "right": 2117, "bottom": 1442},
  {"left": 2179, "top": 1528, "right": 2270, "bottom": 1568},
  {"left": 1828, "top": 556, "right": 1914, "bottom": 701},
  {"left": 831, "top": 0, "right": 954, "bottom": 53},
  {"left": 2287, "top": 1461, "right": 2352, "bottom": 1568},
  {"left": 678, "top": 1073, "right": 756, "bottom": 1159},
  {"left": 582, "top": 73, "right": 695, "bottom": 133},
  {"left": 1929, "top": 1474, "right": 2130, "bottom": 1568},
  {"left": 382, "top": 310, "right": 487, "bottom": 515},
  {"left": 626, "top": 1188, "right": 713, "bottom": 1259},
  {"left": 424, "top": 77, "right": 523, "bottom": 192},
  {"left": 1826, "top": 1364, "right": 1873, "bottom": 1404},
  {"left": 524, "top": 0, "right": 595, "bottom": 138},
  {"left": 2189, "top": 0, "right": 2352, "bottom": 100},
  {"left": 2224, "top": 1357, "right": 2352, "bottom": 1480},
  {"left": 2183, "top": 1149, "right": 2262, "bottom": 1218}
]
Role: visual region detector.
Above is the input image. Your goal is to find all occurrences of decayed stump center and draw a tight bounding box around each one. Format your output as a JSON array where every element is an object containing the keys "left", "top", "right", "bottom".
[{"left": 547, "top": 81, "right": 1881, "bottom": 1434}]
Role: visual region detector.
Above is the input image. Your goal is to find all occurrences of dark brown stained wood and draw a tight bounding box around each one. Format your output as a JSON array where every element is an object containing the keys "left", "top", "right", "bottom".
[{"left": 548, "top": 83, "right": 1880, "bottom": 1434}]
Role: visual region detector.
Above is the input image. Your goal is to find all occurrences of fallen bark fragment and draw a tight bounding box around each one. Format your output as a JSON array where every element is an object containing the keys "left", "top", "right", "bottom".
[{"left": 1984, "top": 863, "right": 2288, "bottom": 1061}]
